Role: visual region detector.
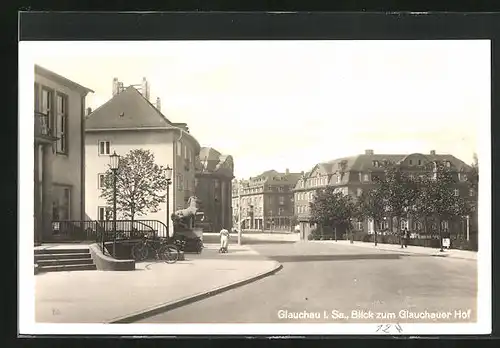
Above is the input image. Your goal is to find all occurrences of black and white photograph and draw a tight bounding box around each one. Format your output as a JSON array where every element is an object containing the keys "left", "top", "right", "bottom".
[{"left": 19, "top": 35, "right": 491, "bottom": 336}]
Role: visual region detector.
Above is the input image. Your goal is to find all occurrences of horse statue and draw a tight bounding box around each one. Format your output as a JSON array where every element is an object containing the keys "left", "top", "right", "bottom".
[{"left": 171, "top": 196, "right": 202, "bottom": 231}]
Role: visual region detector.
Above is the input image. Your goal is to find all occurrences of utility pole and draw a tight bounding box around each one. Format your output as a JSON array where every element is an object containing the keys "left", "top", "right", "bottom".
[{"left": 238, "top": 180, "right": 242, "bottom": 245}]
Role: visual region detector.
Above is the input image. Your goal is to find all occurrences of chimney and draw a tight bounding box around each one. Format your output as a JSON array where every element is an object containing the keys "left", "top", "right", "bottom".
[
  {"left": 430, "top": 150, "right": 436, "bottom": 155},
  {"left": 141, "top": 77, "right": 150, "bottom": 101},
  {"left": 156, "top": 97, "right": 161, "bottom": 111},
  {"left": 112, "top": 78, "right": 119, "bottom": 96},
  {"left": 285, "top": 168, "right": 290, "bottom": 175},
  {"left": 86, "top": 107, "right": 92, "bottom": 116},
  {"left": 365, "top": 149, "right": 374, "bottom": 155}
]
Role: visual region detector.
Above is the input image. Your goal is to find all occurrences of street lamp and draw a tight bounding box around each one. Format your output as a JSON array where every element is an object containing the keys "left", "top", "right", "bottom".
[
  {"left": 165, "top": 166, "right": 173, "bottom": 239},
  {"left": 109, "top": 151, "right": 120, "bottom": 257},
  {"left": 238, "top": 180, "right": 242, "bottom": 245}
]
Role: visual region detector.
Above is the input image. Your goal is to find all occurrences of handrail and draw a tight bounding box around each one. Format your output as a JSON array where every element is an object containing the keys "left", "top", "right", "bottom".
[{"left": 50, "top": 219, "right": 172, "bottom": 258}]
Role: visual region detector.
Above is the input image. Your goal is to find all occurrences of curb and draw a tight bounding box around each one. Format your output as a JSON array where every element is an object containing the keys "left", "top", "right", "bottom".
[
  {"left": 326, "top": 241, "right": 476, "bottom": 261},
  {"left": 107, "top": 261, "right": 283, "bottom": 323}
]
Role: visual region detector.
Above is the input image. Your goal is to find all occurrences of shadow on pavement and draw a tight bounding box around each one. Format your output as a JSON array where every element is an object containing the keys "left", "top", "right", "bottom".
[{"left": 267, "top": 254, "right": 401, "bottom": 263}]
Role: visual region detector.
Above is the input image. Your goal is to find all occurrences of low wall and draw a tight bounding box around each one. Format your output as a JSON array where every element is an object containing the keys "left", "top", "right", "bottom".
[{"left": 89, "top": 243, "right": 135, "bottom": 271}]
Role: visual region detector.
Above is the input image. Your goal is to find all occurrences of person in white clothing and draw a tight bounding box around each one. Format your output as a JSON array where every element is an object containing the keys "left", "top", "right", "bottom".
[{"left": 219, "top": 227, "right": 230, "bottom": 253}]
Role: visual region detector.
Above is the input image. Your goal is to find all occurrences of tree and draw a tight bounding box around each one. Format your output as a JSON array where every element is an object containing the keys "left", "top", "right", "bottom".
[
  {"left": 467, "top": 153, "right": 479, "bottom": 211},
  {"left": 377, "top": 164, "right": 416, "bottom": 234},
  {"left": 309, "top": 187, "right": 357, "bottom": 241},
  {"left": 100, "top": 149, "right": 169, "bottom": 222},
  {"left": 357, "top": 187, "right": 386, "bottom": 246},
  {"left": 414, "top": 161, "right": 471, "bottom": 250}
]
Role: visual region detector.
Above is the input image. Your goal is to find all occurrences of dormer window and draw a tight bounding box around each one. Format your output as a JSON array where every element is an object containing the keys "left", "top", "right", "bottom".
[
  {"left": 372, "top": 160, "right": 380, "bottom": 167},
  {"left": 418, "top": 159, "right": 422, "bottom": 166},
  {"left": 446, "top": 161, "right": 451, "bottom": 168},
  {"left": 336, "top": 175, "right": 341, "bottom": 184},
  {"left": 409, "top": 160, "right": 413, "bottom": 165}
]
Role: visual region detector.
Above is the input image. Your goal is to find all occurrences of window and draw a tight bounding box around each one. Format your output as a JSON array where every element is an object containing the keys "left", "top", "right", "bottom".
[
  {"left": 177, "top": 174, "right": 183, "bottom": 190},
  {"left": 278, "top": 186, "right": 284, "bottom": 192},
  {"left": 40, "top": 87, "right": 53, "bottom": 133},
  {"left": 409, "top": 159, "right": 413, "bottom": 165},
  {"left": 56, "top": 93, "right": 68, "bottom": 154},
  {"left": 461, "top": 173, "right": 468, "bottom": 181},
  {"left": 98, "top": 173, "right": 106, "bottom": 188},
  {"left": 418, "top": 159, "right": 422, "bottom": 166},
  {"left": 363, "top": 174, "right": 369, "bottom": 182},
  {"left": 98, "top": 206, "right": 112, "bottom": 221},
  {"left": 446, "top": 161, "right": 451, "bottom": 168},
  {"left": 99, "top": 141, "right": 110, "bottom": 155},
  {"left": 400, "top": 220, "right": 408, "bottom": 230},
  {"left": 336, "top": 175, "right": 341, "bottom": 184},
  {"left": 177, "top": 141, "right": 182, "bottom": 156},
  {"left": 441, "top": 220, "right": 449, "bottom": 230},
  {"left": 357, "top": 221, "right": 363, "bottom": 230},
  {"left": 184, "top": 145, "right": 188, "bottom": 159},
  {"left": 357, "top": 188, "right": 363, "bottom": 196},
  {"left": 372, "top": 160, "right": 379, "bottom": 167},
  {"left": 278, "top": 207, "right": 284, "bottom": 215},
  {"left": 52, "top": 185, "right": 71, "bottom": 221},
  {"left": 454, "top": 189, "right": 459, "bottom": 196},
  {"left": 378, "top": 220, "right": 389, "bottom": 230},
  {"left": 279, "top": 196, "right": 285, "bottom": 205},
  {"left": 469, "top": 189, "right": 475, "bottom": 197}
]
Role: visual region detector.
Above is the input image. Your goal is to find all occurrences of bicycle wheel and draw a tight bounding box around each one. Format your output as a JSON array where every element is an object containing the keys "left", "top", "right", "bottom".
[
  {"left": 131, "top": 243, "right": 148, "bottom": 261},
  {"left": 160, "top": 244, "right": 179, "bottom": 264}
]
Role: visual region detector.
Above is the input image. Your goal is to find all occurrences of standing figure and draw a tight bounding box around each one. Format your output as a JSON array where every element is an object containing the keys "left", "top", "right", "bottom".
[
  {"left": 219, "top": 227, "right": 230, "bottom": 253},
  {"left": 403, "top": 227, "right": 409, "bottom": 248}
]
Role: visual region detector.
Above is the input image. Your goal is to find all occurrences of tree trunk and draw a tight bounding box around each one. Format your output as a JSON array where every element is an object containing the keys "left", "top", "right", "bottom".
[
  {"left": 438, "top": 217, "right": 443, "bottom": 251},
  {"left": 334, "top": 225, "right": 337, "bottom": 242},
  {"left": 374, "top": 222, "right": 378, "bottom": 246}
]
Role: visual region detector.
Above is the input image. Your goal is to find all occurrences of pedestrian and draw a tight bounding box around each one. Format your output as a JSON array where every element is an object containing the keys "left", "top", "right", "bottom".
[
  {"left": 403, "top": 228, "right": 409, "bottom": 248},
  {"left": 219, "top": 227, "right": 230, "bottom": 253},
  {"left": 400, "top": 228, "right": 405, "bottom": 248}
]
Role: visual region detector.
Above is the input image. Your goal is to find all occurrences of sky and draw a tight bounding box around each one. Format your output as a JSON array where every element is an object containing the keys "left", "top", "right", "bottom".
[{"left": 24, "top": 40, "right": 489, "bottom": 179}]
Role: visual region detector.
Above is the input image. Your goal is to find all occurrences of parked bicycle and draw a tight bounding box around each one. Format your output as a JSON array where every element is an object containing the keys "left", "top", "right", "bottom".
[{"left": 131, "top": 234, "right": 179, "bottom": 264}]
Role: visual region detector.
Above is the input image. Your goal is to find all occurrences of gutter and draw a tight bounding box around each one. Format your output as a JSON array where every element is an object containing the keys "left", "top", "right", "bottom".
[{"left": 80, "top": 94, "right": 86, "bottom": 221}]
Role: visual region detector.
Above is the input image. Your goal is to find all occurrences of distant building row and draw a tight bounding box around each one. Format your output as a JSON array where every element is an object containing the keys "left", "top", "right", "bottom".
[
  {"left": 293, "top": 149, "right": 477, "bottom": 241},
  {"left": 232, "top": 149, "right": 477, "bottom": 241}
]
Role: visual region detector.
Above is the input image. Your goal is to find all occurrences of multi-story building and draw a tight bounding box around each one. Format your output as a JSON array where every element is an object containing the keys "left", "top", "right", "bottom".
[
  {"left": 232, "top": 169, "right": 301, "bottom": 231},
  {"left": 294, "top": 149, "right": 476, "bottom": 241},
  {"left": 194, "top": 147, "right": 234, "bottom": 232},
  {"left": 34, "top": 65, "right": 94, "bottom": 242},
  {"left": 84, "top": 77, "right": 200, "bottom": 227}
]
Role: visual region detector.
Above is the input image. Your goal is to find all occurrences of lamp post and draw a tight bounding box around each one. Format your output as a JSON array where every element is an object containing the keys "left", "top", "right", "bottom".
[
  {"left": 109, "top": 151, "right": 120, "bottom": 258},
  {"left": 238, "top": 180, "right": 242, "bottom": 245},
  {"left": 165, "top": 166, "right": 173, "bottom": 240}
]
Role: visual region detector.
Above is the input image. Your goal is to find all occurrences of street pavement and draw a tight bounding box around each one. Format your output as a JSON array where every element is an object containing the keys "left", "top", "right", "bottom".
[
  {"left": 35, "top": 244, "right": 279, "bottom": 323},
  {"left": 138, "top": 240, "right": 477, "bottom": 324}
]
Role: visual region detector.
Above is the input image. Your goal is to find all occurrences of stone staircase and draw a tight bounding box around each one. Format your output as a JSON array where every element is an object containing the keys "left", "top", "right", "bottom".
[{"left": 34, "top": 247, "right": 97, "bottom": 273}]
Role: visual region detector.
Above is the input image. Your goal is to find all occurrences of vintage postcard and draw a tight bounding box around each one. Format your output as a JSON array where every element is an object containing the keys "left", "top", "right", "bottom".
[{"left": 19, "top": 39, "right": 491, "bottom": 336}]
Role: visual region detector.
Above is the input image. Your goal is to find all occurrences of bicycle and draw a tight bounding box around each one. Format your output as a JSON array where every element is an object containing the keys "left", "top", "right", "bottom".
[{"left": 131, "top": 234, "right": 179, "bottom": 264}]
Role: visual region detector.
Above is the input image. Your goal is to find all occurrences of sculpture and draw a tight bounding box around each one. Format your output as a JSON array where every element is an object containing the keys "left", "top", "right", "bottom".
[{"left": 171, "top": 196, "right": 202, "bottom": 231}]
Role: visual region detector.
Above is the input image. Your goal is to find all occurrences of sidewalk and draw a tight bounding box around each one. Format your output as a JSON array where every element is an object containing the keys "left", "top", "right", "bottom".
[
  {"left": 310, "top": 240, "right": 477, "bottom": 261},
  {"left": 35, "top": 244, "right": 281, "bottom": 323}
]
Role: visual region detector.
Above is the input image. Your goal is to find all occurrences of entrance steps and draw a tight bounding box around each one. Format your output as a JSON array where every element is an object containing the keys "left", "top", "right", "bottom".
[{"left": 34, "top": 247, "right": 97, "bottom": 273}]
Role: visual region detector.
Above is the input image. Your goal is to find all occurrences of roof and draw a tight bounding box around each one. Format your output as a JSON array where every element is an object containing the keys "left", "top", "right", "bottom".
[
  {"left": 196, "top": 147, "right": 234, "bottom": 177},
  {"left": 199, "top": 147, "right": 222, "bottom": 162},
  {"left": 86, "top": 86, "right": 173, "bottom": 130},
  {"left": 35, "top": 64, "right": 94, "bottom": 95},
  {"left": 294, "top": 152, "right": 471, "bottom": 189},
  {"left": 85, "top": 86, "right": 201, "bottom": 154},
  {"left": 244, "top": 169, "right": 302, "bottom": 186}
]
